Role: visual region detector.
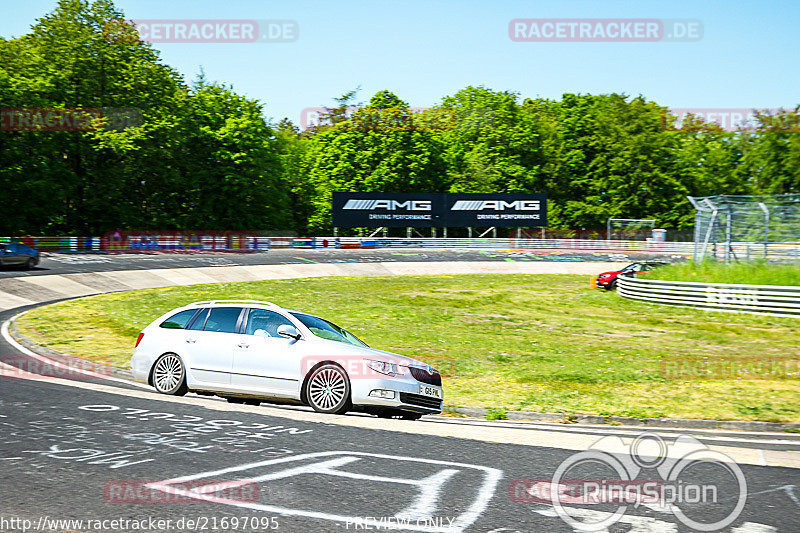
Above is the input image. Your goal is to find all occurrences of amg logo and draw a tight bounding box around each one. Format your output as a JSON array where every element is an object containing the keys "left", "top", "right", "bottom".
[
  {"left": 451, "top": 200, "right": 540, "bottom": 211},
  {"left": 342, "top": 199, "right": 432, "bottom": 211}
]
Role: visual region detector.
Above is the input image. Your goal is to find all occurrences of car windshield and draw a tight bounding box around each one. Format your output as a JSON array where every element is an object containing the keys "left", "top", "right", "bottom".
[{"left": 290, "top": 313, "right": 367, "bottom": 347}]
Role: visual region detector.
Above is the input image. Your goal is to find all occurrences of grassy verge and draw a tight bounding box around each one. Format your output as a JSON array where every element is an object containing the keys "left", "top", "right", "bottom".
[
  {"left": 16, "top": 274, "right": 800, "bottom": 421},
  {"left": 648, "top": 260, "right": 800, "bottom": 286}
]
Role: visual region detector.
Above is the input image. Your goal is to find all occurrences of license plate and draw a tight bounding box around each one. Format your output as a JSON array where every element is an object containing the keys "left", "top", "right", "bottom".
[{"left": 419, "top": 385, "right": 443, "bottom": 399}]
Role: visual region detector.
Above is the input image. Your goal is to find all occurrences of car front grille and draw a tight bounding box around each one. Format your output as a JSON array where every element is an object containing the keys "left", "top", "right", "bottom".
[
  {"left": 399, "top": 392, "right": 442, "bottom": 410},
  {"left": 409, "top": 366, "right": 442, "bottom": 386}
]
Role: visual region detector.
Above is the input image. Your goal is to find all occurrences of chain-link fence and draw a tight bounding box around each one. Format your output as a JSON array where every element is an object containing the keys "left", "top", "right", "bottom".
[{"left": 689, "top": 194, "right": 800, "bottom": 262}]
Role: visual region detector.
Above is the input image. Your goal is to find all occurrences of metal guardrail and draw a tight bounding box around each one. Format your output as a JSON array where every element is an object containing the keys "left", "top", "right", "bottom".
[
  {"left": 0, "top": 236, "right": 696, "bottom": 253},
  {"left": 617, "top": 276, "right": 800, "bottom": 318},
  {"left": 4, "top": 235, "right": 797, "bottom": 256},
  {"left": 314, "top": 237, "right": 696, "bottom": 253}
]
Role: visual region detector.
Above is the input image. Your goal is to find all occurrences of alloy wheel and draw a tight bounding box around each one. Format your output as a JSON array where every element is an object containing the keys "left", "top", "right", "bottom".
[
  {"left": 152, "top": 353, "right": 187, "bottom": 395},
  {"left": 307, "top": 364, "right": 350, "bottom": 414}
]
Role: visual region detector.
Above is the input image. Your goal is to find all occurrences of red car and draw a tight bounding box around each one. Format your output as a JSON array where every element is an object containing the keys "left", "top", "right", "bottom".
[{"left": 595, "top": 261, "right": 667, "bottom": 290}]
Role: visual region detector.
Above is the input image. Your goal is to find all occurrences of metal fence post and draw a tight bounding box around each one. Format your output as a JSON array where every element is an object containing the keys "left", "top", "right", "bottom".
[{"left": 758, "top": 202, "right": 769, "bottom": 259}]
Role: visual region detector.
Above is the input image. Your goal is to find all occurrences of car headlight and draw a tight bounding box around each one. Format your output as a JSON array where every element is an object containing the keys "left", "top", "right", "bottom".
[{"left": 366, "top": 360, "right": 399, "bottom": 375}]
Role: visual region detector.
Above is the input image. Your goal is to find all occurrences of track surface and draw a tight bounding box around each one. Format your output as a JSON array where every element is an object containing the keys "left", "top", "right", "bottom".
[
  {"left": 1, "top": 253, "right": 797, "bottom": 533},
  {"left": 0, "top": 248, "right": 684, "bottom": 278}
]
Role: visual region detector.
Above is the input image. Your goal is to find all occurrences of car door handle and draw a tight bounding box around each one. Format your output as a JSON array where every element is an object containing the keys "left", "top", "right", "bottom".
[
  {"left": 186, "top": 339, "right": 197, "bottom": 344},
  {"left": 237, "top": 343, "right": 249, "bottom": 349}
]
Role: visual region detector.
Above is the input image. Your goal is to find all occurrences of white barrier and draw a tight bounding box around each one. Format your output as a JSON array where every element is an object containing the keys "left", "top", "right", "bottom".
[{"left": 617, "top": 276, "right": 800, "bottom": 318}]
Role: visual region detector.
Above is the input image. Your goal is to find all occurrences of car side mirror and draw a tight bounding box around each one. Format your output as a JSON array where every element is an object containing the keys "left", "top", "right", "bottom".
[{"left": 277, "top": 324, "right": 301, "bottom": 340}]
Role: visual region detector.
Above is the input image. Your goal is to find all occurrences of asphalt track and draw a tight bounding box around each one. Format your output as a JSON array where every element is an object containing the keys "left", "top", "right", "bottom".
[
  {"left": 0, "top": 247, "right": 686, "bottom": 278},
  {"left": 1, "top": 251, "right": 798, "bottom": 533}
]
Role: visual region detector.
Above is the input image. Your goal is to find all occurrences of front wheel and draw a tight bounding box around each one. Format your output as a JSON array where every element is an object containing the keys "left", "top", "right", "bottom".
[
  {"left": 152, "top": 353, "right": 188, "bottom": 396},
  {"left": 305, "top": 363, "right": 351, "bottom": 414}
]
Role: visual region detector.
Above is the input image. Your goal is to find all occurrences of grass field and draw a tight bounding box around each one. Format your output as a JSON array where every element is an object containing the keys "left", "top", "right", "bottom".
[
  {"left": 15, "top": 274, "right": 800, "bottom": 422},
  {"left": 648, "top": 260, "right": 800, "bottom": 286}
]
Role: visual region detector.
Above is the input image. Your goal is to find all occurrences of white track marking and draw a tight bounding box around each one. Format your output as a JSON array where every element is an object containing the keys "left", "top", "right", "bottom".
[
  {"left": 2, "top": 314, "right": 151, "bottom": 390},
  {"left": 2, "top": 366, "right": 799, "bottom": 468},
  {"left": 423, "top": 417, "right": 800, "bottom": 447},
  {"left": 731, "top": 523, "right": 778, "bottom": 532},
  {"left": 3, "top": 327, "right": 800, "bottom": 468},
  {"left": 146, "top": 451, "right": 502, "bottom": 533},
  {"left": 534, "top": 507, "right": 679, "bottom": 532}
]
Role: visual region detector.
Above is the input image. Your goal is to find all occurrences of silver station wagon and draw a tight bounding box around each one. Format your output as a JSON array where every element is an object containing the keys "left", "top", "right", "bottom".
[{"left": 130, "top": 300, "right": 443, "bottom": 419}]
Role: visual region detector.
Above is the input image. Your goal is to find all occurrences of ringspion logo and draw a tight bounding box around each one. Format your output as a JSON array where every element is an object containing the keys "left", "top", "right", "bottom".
[{"left": 512, "top": 433, "right": 746, "bottom": 531}]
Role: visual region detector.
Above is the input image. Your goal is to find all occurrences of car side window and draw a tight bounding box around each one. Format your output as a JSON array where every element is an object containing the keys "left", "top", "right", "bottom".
[
  {"left": 245, "top": 309, "right": 293, "bottom": 337},
  {"left": 186, "top": 308, "right": 209, "bottom": 330},
  {"left": 203, "top": 307, "right": 243, "bottom": 333},
  {"left": 160, "top": 309, "right": 198, "bottom": 329}
]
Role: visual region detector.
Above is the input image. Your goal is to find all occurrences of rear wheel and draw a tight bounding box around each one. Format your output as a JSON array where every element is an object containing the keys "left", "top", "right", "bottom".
[
  {"left": 25, "top": 258, "right": 35, "bottom": 270},
  {"left": 305, "top": 363, "right": 351, "bottom": 414},
  {"left": 152, "top": 353, "right": 188, "bottom": 396}
]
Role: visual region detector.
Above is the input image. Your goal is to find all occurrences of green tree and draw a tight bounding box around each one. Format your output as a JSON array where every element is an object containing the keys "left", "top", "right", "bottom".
[{"left": 304, "top": 90, "right": 448, "bottom": 232}]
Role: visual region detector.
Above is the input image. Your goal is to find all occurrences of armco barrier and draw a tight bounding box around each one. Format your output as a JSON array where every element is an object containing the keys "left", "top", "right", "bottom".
[
  {"left": 617, "top": 276, "right": 800, "bottom": 318},
  {"left": 1, "top": 235, "right": 695, "bottom": 253},
  {"left": 7, "top": 236, "right": 800, "bottom": 255},
  {"left": 318, "top": 237, "right": 696, "bottom": 253},
  {"left": 1, "top": 235, "right": 271, "bottom": 253}
]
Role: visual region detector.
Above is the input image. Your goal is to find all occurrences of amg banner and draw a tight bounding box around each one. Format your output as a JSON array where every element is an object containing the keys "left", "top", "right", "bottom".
[
  {"left": 332, "top": 192, "right": 443, "bottom": 228},
  {"left": 445, "top": 193, "right": 547, "bottom": 227},
  {"left": 331, "top": 192, "right": 547, "bottom": 228}
]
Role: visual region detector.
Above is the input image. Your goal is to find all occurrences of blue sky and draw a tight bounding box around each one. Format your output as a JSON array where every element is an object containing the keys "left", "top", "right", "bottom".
[{"left": 3, "top": 0, "right": 799, "bottom": 126}]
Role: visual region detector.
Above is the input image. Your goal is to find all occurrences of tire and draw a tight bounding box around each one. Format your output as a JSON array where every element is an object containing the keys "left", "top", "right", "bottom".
[
  {"left": 25, "top": 258, "right": 35, "bottom": 270},
  {"left": 305, "top": 363, "right": 351, "bottom": 414},
  {"left": 606, "top": 279, "right": 617, "bottom": 291},
  {"left": 226, "top": 397, "right": 245, "bottom": 404},
  {"left": 244, "top": 399, "right": 261, "bottom": 406},
  {"left": 151, "top": 353, "right": 188, "bottom": 396}
]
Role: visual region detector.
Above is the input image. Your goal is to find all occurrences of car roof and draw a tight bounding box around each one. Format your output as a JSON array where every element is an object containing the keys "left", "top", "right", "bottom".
[{"left": 186, "top": 300, "right": 284, "bottom": 310}]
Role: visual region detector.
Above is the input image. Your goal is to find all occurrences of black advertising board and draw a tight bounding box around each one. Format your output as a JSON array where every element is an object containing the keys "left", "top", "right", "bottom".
[
  {"left": 331, "top": 192, "right": 444, "bottom": 228},
  {"left": 332, "top": 192, "right": 547, "bottom": 227},
  {"left": 443, "top": 193, "right": 547, "bottom": 227}
]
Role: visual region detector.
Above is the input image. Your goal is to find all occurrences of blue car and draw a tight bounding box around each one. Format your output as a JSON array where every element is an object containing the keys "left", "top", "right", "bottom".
[{"left": 0, "top": 242, "right": 40, "bottom": 269}]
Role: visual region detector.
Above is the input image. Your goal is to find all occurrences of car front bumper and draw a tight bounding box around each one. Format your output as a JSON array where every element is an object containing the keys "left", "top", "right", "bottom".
[{"left": 350, "top": 375, "right": 443, "bottom": 414}]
